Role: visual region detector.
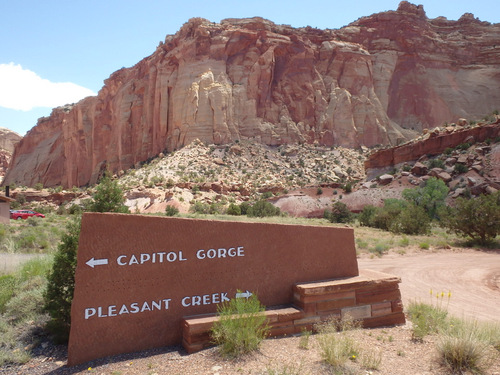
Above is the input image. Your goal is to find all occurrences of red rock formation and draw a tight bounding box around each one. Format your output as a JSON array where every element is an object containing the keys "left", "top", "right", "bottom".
[
  {"left": 4, "top": 2, "right": 500, "bottom": 188},
  {"left": 0, "top": 127, "right": 21, "bottom": 183},
  {"left": 365, "top": 121, "right": 500, "bottom": 178}
]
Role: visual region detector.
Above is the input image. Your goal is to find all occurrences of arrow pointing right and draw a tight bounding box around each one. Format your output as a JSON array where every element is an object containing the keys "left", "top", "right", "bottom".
[
  {"left": 86, "top": 257, "right": 109, "bottom": 268},
  {"left": 235, "top": 290, "right": 253, "bottom": 299}
]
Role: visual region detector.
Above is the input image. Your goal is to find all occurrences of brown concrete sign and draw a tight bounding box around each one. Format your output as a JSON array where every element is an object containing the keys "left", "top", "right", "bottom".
[{"left": 68, "top": 213, "right": 358, "bottom": 366}]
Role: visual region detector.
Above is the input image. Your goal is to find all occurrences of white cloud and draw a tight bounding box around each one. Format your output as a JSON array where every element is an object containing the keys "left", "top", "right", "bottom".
[{"left": 0, "top": 63, "right": 96, "bottom": 111}]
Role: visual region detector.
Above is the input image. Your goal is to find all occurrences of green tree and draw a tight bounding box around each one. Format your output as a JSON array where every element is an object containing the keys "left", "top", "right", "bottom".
[
  {"left": 43, "top": 217, "right": 81, "bottom": 342},
  {"left": 324, "top": 201, "right": 353, "bottom": 223},
  {"left": 226, "top": 203, "right": 241, "bottom": 216},
  {"left": 402, "top": 177, "right": 448, "bottom": 219},
  {"left": 359, "top": 205, "right": 377, "bottom": 227},
  {"left": 389, "top": 203, "right": 431, "bottom": 235},
  {"left": 441, "top": 192, "right": 500, "bottom": 245},
  {"left": 89, "top": 175, "right": 129, "bottom": 213},
  {"left": 372, "top": 199, "right": 406, "bottom": 231},
  {"left": 247, "top": 200, "right": 281, "bottom": 218}
]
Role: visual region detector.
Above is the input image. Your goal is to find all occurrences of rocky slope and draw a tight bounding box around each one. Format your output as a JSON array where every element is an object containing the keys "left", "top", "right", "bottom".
[{"left": 4, "top": 1, "right": 500, "bottom": 188}]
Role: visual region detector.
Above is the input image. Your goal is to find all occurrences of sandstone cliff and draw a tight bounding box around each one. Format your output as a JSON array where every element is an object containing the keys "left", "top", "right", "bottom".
[
  {"left": 4, "top": 1, "right": 500, "bottom": 188},
  {"left": 0, "top": 127, "right": 21, "bottom": 183}
]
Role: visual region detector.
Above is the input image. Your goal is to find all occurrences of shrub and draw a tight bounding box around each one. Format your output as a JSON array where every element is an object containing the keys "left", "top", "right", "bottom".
[
  {"left": 402, "top": 177, "right": 449, "bottom": 219},
  {"left": 33, "top": 183, "right": 44, "bottom": 191},
  {"left": 454, "top": 163, "right": 468, "bottom": 174},
  {"left": 44, "top": 217, "right": 81, "bottom": 343},
  {"left": 440, "top": 192, "right": 500, "bottom": 245},
  {"left": 389, "top": 204, "right": 431, "bottom": 235},
  {"left": 211, "top": 292, "right": 269, "bottom": 357},
  {"left": 226, "top": 203, "right": 241, "bottom": 216},
  {"left": 247, "top": 200, "right": 281, "bottom": 218},
  {"left": 239, "top": 202, "right": 250, "bottom": 215},
  {"left": 89, "top": 175, "right": 129, "bottom": 213},
  {"left": 165, "top": 205, "right": 179, "bottom": 217},
  {"left": 427, "top": 158, "right": 445, "bottom": 169},
  {"left": 372, "top": 199, "right": 406, "bottom": 231},
  {"left": 344, "top": 182, "right": 353, "bottom": 193},
  {"left": 358, "top": 205, "right": 377, "bottom": 227},
  {"left": 316, "top": 187, "right": 323, "bottom": 195},
  {"left": 324, "top": 201, "right": 353, "bottom": 223},
  {"left": 190, "top": 201, "right": 210, "bottom": 214}
]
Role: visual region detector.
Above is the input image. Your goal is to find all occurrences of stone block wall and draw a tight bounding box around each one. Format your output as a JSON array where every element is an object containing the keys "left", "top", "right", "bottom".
[{"left": 182, "top": 269, "right": 405, "bottom": 353}]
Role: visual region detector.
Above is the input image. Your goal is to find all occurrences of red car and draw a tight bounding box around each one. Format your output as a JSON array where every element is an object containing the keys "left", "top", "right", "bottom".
[{"left": 10, "top": 210, "right": 45, "bottom": 220}]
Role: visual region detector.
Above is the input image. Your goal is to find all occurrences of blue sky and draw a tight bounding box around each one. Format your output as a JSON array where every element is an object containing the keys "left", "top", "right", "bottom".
[{"left": 1, "top": 0, "right": 498, "bottom": 136}]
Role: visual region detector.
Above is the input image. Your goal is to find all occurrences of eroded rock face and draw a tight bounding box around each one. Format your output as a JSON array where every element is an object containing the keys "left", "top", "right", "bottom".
[
  {"left": 0, "top": 128, "right": 22, "bottom": 183},
  {"left": 5, "top": 2, "right": 500, "bottom": 188}
]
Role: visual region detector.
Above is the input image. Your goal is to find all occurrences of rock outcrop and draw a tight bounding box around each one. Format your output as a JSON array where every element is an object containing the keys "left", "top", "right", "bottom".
[
  {"left": 0, "top": 127, "right": 22, "bottom": 183},
  {"left": 4, "top": 1, "right": 500, "bottom": 188},
  {"left": 365, "top": 120, "right": 500, "bottom": 179}
]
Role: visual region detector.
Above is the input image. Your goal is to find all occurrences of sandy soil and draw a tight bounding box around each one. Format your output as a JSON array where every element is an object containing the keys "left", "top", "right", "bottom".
[{"left": 358, "top": 248, "right": 500, "bottom": 322}]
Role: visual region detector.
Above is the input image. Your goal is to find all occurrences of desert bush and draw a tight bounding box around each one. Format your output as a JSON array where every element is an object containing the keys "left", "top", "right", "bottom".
[
  {"left": 190, "top": 201, "right": 210, "bottom": 214},
  {"left": 44, "top": 217, "right": 81, "bottom": 343},
  {"left": 427, "top": 158, "right": 445, "bottom": 169},
  {"left": 371, "top": 199, "right": 406, "bottom": 231},
  {"left": 324, "top": 201, "right": 353, "bottom": 224},
  {"left": 402, "top": 177, "right": 448, "bottom": 219},
  {"left": 389, "top": 204, "right": 431, "bottom": 235},
  {"left": 247, "top": 200, "right": 281, "bottom": 218},
  {"left": 454, "top": 163, "right": 468, "bottom": 174},
  {"left": 226, "top": 203, "right": 241, "bottom": 216},
  {"left": 89, "top": 175, "right": 129, "bottom": 213},
  {"left": 440, "top": 192, "right": 500, "bottom": 245},
  {"left": 211, "top": 292, "right": 269, "bottom": 357},
  {"left": 239, "top": 202, "right": 250, "bottom": 215},
  {"left": 165, "top": 205, "right": 179, "bottom": 217},
  {"left": 33, "top": 183, "right": 44, "bottom": 191},
  {"left": 359, "top": 205, "right": 377, "bottom": 227}
]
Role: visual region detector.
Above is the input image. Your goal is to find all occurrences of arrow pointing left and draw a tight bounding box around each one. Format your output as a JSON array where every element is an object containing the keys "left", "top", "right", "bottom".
[{"left": 86, "top": 257, "right": 109, "bottom": 268}]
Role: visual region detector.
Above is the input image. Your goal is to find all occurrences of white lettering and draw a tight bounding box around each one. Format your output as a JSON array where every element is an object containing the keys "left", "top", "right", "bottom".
[
  {"left": 129, "top": 255, "right": 139, "bottom": 265},
  {"left": 108, "top": 305, "right": 117, "bottom": 317},
  {"left": 130, "top": 303, "right": 140, "bottom": 313},
  {"left": 140, "top": 253, "right": 151, "bottom": 264},
  {"left": 98, "top": 306, "right": 107, "bottom": 318},
  {"left": 119, "top": 304, "right": 129, "bottom": 315},
  {"left": 166, "top": 252, "right": 177, "bottom": 262},
  {"left": 117, "top": 255, "right": 127, "bottom": 265},
  {"left": 84, "top": 299, "right": 171, "bottom": 319},
  {"left": 85, "top": 308, "right": 96, "bottom": 319},
  {"left": 221, "top": 292, "right": 230, "bottom": 302},
  {"left": 196, "top": 246, "right": 245, "bottom": 260},
  {"left": 192, "top": 296, "right": 201, "bottom": 306},
  {"left": 181, "top": 296, "right": 190, "bottom": 307},
  {"left": 151, "top": 300, "right": 161, "bottom": 311}
]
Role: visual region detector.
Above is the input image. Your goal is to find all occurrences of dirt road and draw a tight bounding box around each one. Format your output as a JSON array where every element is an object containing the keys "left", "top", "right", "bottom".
[{"left": 358, "top": 249, "right": 500, "bottom": 322}]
